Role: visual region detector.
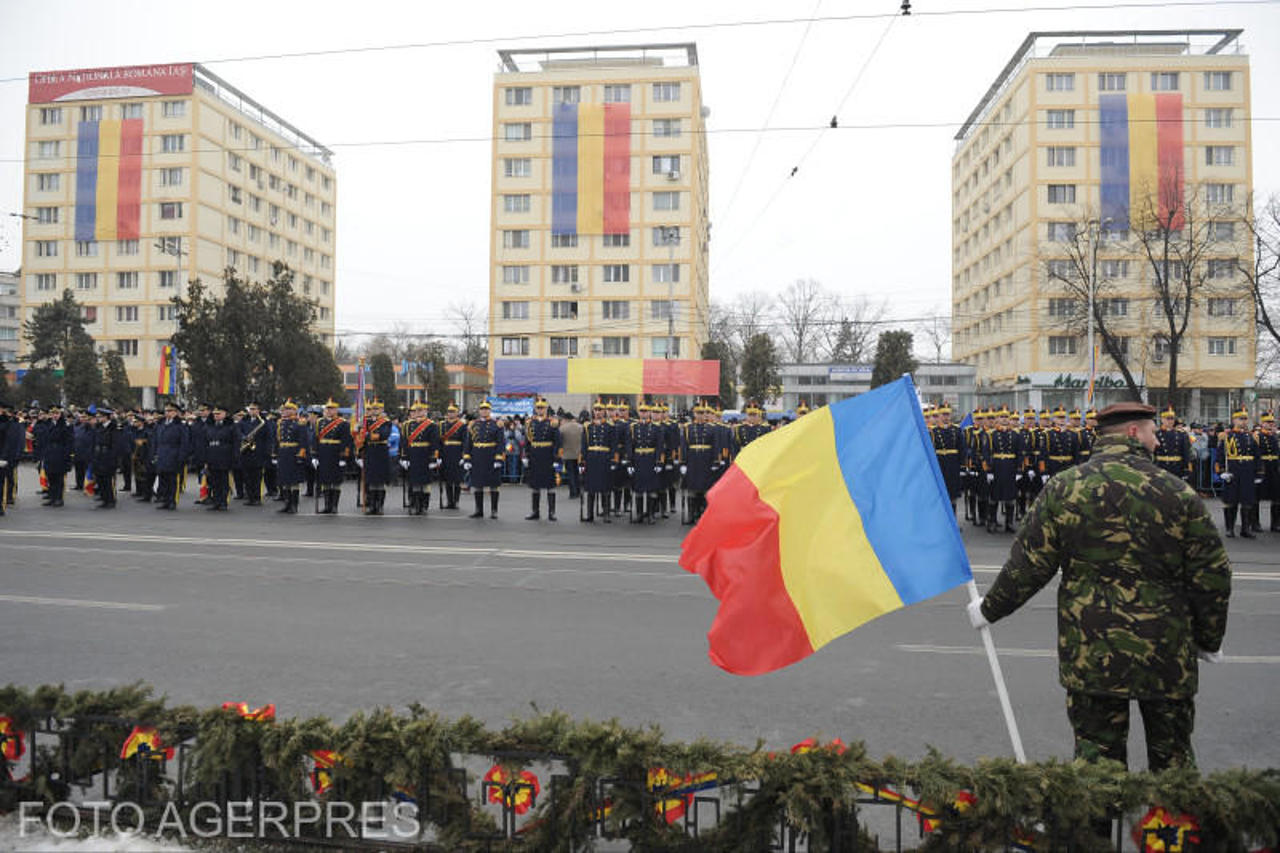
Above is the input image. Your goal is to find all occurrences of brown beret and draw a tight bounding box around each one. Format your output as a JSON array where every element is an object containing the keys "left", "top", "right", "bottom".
[{"left": 1095, "top": 401, "right": 1156, "bottom": 429}]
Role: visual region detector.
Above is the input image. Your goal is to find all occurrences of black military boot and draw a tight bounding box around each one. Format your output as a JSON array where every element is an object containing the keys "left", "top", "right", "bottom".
[
  {"left": 1223, "top": 507, "right": 1235, "bottom": 537},
  {"left": 490, "top": 490, "right": 500, "bottom": 519},
  {"left": 1249, "top": 505, "right": 1263, "bottom": 533},
  {"left": 526, "top": 492, "right": 540, "bottom": 520},
  {"left": 986, "top": 503, "right": 999, "bottom": 534},
  {"left": 1242, "top": 505, "right": 1256, "bottom": 538},
  {"left": 546, "top": 492, "right": 556, "bottom": 521},
  {"left": 278, "top": 490, "right": 293, "bottom": 513},
  {"left": 1271, "top": 504, "right": 1280, "bottom": 532},
  {"left": 1004, "top": 503, "right": 1015, "bottom": 533},
  {"left": 584, "top": 493, "right": 594, "bottom": 522},
  {"left": 470, "top": 492, "right": 485, "bottom": 518},
  {"left": 422, "top": 491, "right": 431, "bottom": 514}
]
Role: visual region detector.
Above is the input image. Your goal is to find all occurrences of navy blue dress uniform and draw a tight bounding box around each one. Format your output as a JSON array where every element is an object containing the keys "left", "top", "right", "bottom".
[
  {"left": 310, "top": 401, "right": 354, "bottom": 515},
  {"left": 582, "top": 402, "right": 618, "bottom": 522},
  {"left": 1257, "top": 412, "right": 1280, "bottom": 532},
  {"left": 1015, "top": 410, "right": 1042, "bottom": 519},
  {"left": 522, "top": 399, "right": 561, "bottom": 521},
  {"left": 659, "top": 404, "right": 681, "bottom": 518},
  {"left": 733, "top": 404, "right": 771, "bottom": 458},
  {"left": 39, "top": 406, "right": 74, "bottom": 507},
  {"left": 681, "top": 404, "right": 720, "bottom": 523},
  {"left": 73, "top": 416, "right": 94, "bottom": 491},
  {"left": 237, "top": 404, "right": 273, "bottom": 505},
  {"left": 130, "top": 414, "right": 155, "bottom": 502},
  {"left": 439, "top": 405, "right": 467, "bottom": 509},
  {"left": 463, "top": 401, "right": 505, "bottom": 518},
  {"left": 356, "top": 401, "right": 394, "bottom": 516},
  {"left": 929, "top": 404, "right": 965, "bottom": 511},
  {"left": 711, "top": 409, "right": 733, "bottom": 487},
  {"left": 1042, "top": 409, "right": 1081, "bottom": 479},
  {"left": 965, "top": 411, "right": 993, "bottom": 526},
  {"left": 188, "top": 406, "right": 211, "bottom": 504},
  {"left": 152, "top": 404, "right": 191, "bottom": 510},
  {"left": 1154, "top": 407, "right": 1192, "bottom": 482},
  {"left": 1217, "top": 406, "right": 1260, "bottom": 538},
  {"left": 983, "top": 409, "right": 1025, "bottom": 533},
  {"left": 609, "top": 403, "right": 632, "bottom": 514},
  {"left": 273, "top": 400, "right": 308, "bottom": 514},
  {"left": 201, "top": 407, "right": 240, "bottom": 511},
  {"left": 400, "top": 401, "right": 441, "bottom": 516},
  {"left": 90, "top": 411, "right": 129, "bottom": 508},
  {"left": 117, "top": 416, "right": 134, "bottom": 493},
  {"left": 626, "top": 404, "right": 666, "bottom": 523},
  {"left": 0, "top": 401, "right": 22, "bottom": 514}
]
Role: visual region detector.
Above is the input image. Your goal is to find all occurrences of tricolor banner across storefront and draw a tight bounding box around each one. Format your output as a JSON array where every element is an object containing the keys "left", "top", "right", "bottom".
[{"left": 493, "top": 358, "right": 719, "bottom": 396}]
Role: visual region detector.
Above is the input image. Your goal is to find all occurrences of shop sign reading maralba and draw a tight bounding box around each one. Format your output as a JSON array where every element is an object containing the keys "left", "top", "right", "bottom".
[{"left": 1017, "top": 372, "right": 1145, "bottom": 390}]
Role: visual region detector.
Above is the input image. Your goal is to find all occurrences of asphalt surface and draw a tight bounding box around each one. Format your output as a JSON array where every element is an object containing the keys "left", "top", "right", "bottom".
[{"left": 1, "top": 481, "right": 1277, "bottom": 772}]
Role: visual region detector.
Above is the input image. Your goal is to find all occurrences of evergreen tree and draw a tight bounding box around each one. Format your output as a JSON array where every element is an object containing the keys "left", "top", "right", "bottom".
[
  {"left": 829, "top": 319, "right": 858, "bottom": 363},
  {"left": 870, "top": 330, "right": 918, "bottom": 389},
  {"left": 62, "top": 342, "right": 103, "bottom": 406},
  {"left": 369, "top": 352, "right": 399, "bottom": 416},
  {"left": 101, "top": 349, "right": 138, "bottom": 409},
  {"left": 418, "top": 341, "right": 451, "bottom": 413},
  {"left": 700, "top": 340, "right": 737, "bottom": 408},
  {"left": 18, "top": 368, "right": 59, "bottom": 408},
  {"left": 738, "top": 333, "right": 781, "bottom": 407},
  {"left": 21, "top": 290, "right": 101, "bottom": 404}
]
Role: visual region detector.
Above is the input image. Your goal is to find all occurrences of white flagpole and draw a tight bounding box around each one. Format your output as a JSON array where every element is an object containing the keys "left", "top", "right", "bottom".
[{"left": 966, "top": 579, "right": 1027, "bottom": 763}]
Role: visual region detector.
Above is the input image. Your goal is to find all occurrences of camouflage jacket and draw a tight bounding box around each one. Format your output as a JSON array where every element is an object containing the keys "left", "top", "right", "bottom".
[{"left": 981, "top": 434, "right": 1231, "bottom": 699}]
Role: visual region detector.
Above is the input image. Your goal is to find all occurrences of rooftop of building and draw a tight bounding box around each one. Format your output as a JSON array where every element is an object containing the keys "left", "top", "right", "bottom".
[
  {"left": 192, "top": 64, "right": 333, "bottom": 166},
  {"left": 954, "top": 28, "right": 1245, "bottom": 143},
  {"left": 497, "top": 43, "right": 698, "bottom": 74}
]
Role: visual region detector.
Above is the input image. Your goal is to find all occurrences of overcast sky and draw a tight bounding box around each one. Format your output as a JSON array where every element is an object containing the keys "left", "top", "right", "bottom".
[{"left": 1, "top": 0, "right": 1277, "bottom": 345}]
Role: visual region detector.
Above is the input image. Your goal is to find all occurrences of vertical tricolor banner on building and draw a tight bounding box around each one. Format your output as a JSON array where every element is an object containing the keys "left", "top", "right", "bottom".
[
  {"left": 552, "top": 102, "right": 631, "bottom": 235},
  {"left": 1099, "top": 93, "right": 1184, "bottom": 230},
  {"left": 158, "top": 345, "right": 179, "bottom": 396},
  {"left": 75, "top": 119, "right": 144, "bottom": 242}
]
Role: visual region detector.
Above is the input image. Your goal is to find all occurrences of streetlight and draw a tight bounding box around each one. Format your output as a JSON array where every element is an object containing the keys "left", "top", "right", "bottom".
[
  {"left": 154, "top": 236, "right": 188, "bottom": 297},
  {"left": 659, "top": 225, "right": 680, "bottom": 360},
  {"left": 1087, "top": 217, "right": 1113, "bottom": 408}
]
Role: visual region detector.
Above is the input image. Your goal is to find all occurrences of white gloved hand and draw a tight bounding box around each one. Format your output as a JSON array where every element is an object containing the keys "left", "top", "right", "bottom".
[
  {"left": 1197, "top": 647, "right": 1225, "bottom": 664},
  {"left": 627, "top": 466, "right": 635, "bottom": 476},
  {"left": 1041, "top": 473, "right": 1050, "bottom": 484},
  {"left": 553, "top": 462, "right": 563, "bottom": 473},
  {"left": 679, "top": 465, "right": 688, "bottom": 476},
  {"left": 1255, "top": 477, "right": 1263, "bottom": 486},
  {"left": 463, "top": 461, "right": 472, "bottom": 471},
  {"left": 1015, "top": 473, "right": 1022, "bottom": 482},
  {"left": 339, "top": 460, "right": 346, "bottom": 468},
  {"left": 654, "top": 465, "right": 663, "bottom": 473},
  {"left": 966, "top": 597, "right": 990, "bottom": 630},
  {"left": 665, "top": 464, "right": 673, "bottom": 472},
  {"left": 521, "top": 456, "right": 528, "bottom": 466},
  {"left": 0, "top": 460, "right": 8, "bottom": 468},
  {"left": 986, "top": 473, "right": 995, "bottom": 483},
  {"left": 430, "top": 460, "right": 440, "bottom": 469},
  {"left": 356, "top": 459, "right": 364, "bottom": 469},
  {"left": 399, "top": 459, "right": 410, "bottom": 470},
  {"left": 493, "top": 460, "right": 503, "bottom": 469},
  {"left": 1220, "top": 472, "right": 1233, "bottom": 483},
  {"left": 609, "top": 463, "right": 617, "bottom": 471},
  {"left": 271, "top": 459, "right": 278, "bottom": 466},
  {"left": 311, "top": 458, "right": 319, "bottom": 469}
]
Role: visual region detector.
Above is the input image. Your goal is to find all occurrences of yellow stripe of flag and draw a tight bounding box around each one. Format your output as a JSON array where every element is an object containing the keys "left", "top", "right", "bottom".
[
  {"left": 1127, "top": 94, "right": 1158, "bottom": 226},
  {"left": 95, "top": 120, "right": 121, "bottom": 241},
  {"left": 577, "top": 104, "right": 604, "bottom": 234}
]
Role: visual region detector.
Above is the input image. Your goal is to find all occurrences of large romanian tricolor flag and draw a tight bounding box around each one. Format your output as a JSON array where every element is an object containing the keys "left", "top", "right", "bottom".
[
  {"left": 680, "top": 376, "right": 972, "bottom": 675},
  {"left": 1100, "top": 93, "right": 1184, "bottom": 230},
  {"left": 75, "top": 119, "right": 143, "bottom": 242},
  {"left": 552, "top": 102, "right": 631, "bottom": 235}
]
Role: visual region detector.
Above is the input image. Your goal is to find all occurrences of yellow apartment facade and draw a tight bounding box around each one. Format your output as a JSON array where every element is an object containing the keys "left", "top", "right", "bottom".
[{"left": 952, "top": 30, "right": 1253, "bottom": 421}]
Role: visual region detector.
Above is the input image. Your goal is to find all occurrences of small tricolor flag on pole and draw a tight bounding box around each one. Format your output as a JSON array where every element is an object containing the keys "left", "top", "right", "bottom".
[
  {"left": 680, "top": 376, "right": 973, "bottom": 675},
  {"left": 158, "top": 345, "right": 179, "bottom": 396}
]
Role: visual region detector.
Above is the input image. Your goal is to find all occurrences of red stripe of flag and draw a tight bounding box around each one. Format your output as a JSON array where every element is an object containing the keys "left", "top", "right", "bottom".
[
  {"left": 116, "top": 119, "right": 143, "bottom": 240},
  {"left": 602, "top": 103, "right": 631, "bottom": 235},
  {"left": 1155, "top": 94, "right": 1184, "bottom": 230}
]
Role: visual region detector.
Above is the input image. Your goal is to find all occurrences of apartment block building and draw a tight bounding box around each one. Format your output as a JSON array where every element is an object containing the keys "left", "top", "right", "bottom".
[
  {"left": 20, "top": 62, "right": 336, "bottom": 396},
  {"left": 951, "top": 30, "right": 1253, "bottom": 420}
]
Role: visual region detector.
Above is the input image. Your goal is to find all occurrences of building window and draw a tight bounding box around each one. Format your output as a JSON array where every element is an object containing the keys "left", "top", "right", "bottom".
[
  {"left": 651, "top": 264, "right": 680, "bottom": 283},
  {"left": 36, "top": 173, "right": 60, "bottom": 191},
  {"left": 36, "top": 206, "right": 59, "bottom": 224},
  {"left": 35, "top": 240, "right": 58, "bottom": 258},
  {"left": 39, "top": 107, "right": 62, "bottom": 125},
  {"left": 1046, "top": 146, "right": 1076, "bottom": 167},
  {"left": 1047, "top": 222, "right": 1076, "bottom": 242},
  {"left": 161, "top": 133, "right": 185, "bottom": 153},
  {"left": 652, "top": 155, "right": 681, "bottom": 175},
  {"left": 651, "top": 336, "right": 680, "bottom": 358},
  {"left": 1206, "top": 259, "right": 1237, "bottom": 279},
  {"left": 82, "top": 306, "right": 97, "bottom": 324},
  {"left": 115, "top": 305, "right": 139, "bottom": 323},
  {"left": 602, "top": 336, "right": 631, "bottom": 356},
  {"left": 226, "top": 248, "right": 241, "bottom": 267},
  {"left": 227, "top": 152, "right": 242, "bottom": 172},
  {"left": 653, "top": 82, "right": 681, "bottom": 102},
  {"left": 1204, "top": 108, "right": 1233, "bottom": 129},
  {"left": 652, "top": 119, "right": 681, "bottom": 138},
  {"left": 550, "top": 265, "right": 579, "bottom": 284},
  {"left": 503, "top": 158, "right": 532, "bottom": 178},
  {"left": 552, "top": 86, "right": 581, "bottom": 105},
  {"left": 501, "top": 301, "right": 530, "bottom": 320},
  {"left": 501, "top": 265, "right": 529, "bottom": 284},
  {"left": 1153, "top": 336, "right": 1184, "bottom": 357},
  {"left": 503, "top": 122, "right": 532, "bottom": 142},
  {"left": 1045, "top": 73, "right": 1074, "bottom": 91},
  {"left": 158, "top": 305, "right": 177, "bottom": 322},
  {"left": 550, "top": 300, "right": 579, "bottom": 320},
  {"left": 1046, "top": 110, "right": 1074, "bottom": 130},
  {"left": 1047, "top": 297, "right": 1078, "bottom": 317},
  {"left": 503, "top": 194, "right": 531, "bottom": 213},
  {"left": 603, "top": 264, "right": 630, "bottom": 283},
  {"left": 75, "top": 240, "right": 98, "bottom": 257},
  {"left": 1046, "top": 259, "right": 1074, "bottom": 279},
  {"left": 160, "top": 167, "right": 184, "bottom": 187},
  {"left": 1100, "top": 259, "right": 1129, "bottom": 278},
  {"left": 1102, "top": 297, "right": 1129, "bottom": 317},
  {"left": 34, "top": 273, "right": 56, "bottom": 291},
  {"left": 550, "top": 337, "right": 578, "bottom": 356},
  {"left": 116, "top": 271, "right": 139, "bottom": 289},
  {"left": 116, "top": 339, "right": 139, "bottom": 357},
  {"left": 37, "top": 140, "right": 60, "bottom": 158},
  {"left": 161, "top": 100, "right": 186, "bottom": 117},
  {"left": 1047, "top": 184, "right": 1076, "bottom": 204},
  {"left": 653, "top": 191, "right": 680, "bottom": 211},
  {"left": 1209, "top": 221, "right": 1235, "bottom": 241},
  {"left": 75, "top": 273, "right": 98, "bottom": 290},
  {"left": 501, "top": 337, "right": 530, "bottom": 356},
  {"left": 1204, "top": 71, "right": 1232, "bottom": 91},
  {"left": 501, "top": 230, "right": 530, "bottom": 249},
  {"left": 652, "top": 226, "right": 680, "bottom": 246},
  {"left": 80, "top": 105, "right": 103, "bottom": 122},
  {"left": 1207, "top": 337, "right": 1237, "bottom": 356},
  {"left": 1048, "top": 336, "right": 1078, "bottom": 355},
  {"left": 159, "top": 270, "right": 178, "bottom": 289},
  {"left": 159, "top": 202, "right": 183, "bottom": 219},
  {"left": 602, "top": 233, "right": 630, "bottom": 248},
  {"left": 1208, "top": 297, "right": 1237, "bottom": 316},
  {"left": 1151, "top": 72, "right": 1179, "bottom": 91},
  {"left": 551, "top": 233, "right": 579, "bottom": 248},
  {"left": 227, "top": 216, "right": 241, "bottom": 235},
  {"left": 602, "top": 300, "right": 629, "bottom": 320},
  {"left": 121, "top": 103, "right": 144, "bottom": 120},
  {"left": 1205, "top": 183, "right": 1234, "bottom": 205},
  {"left": 505, "top": 87, "right": 532, "bottom": 106},
  {"left": 603, "top": 84, "right": 631, "bottom": 103},
  {"left": 650, "top": 300, "right": 677, "bottom": 320},
  {"left": 1154, "top": 262, "right": 1186, "bottom": 285},
  {"left": 1098, "top": 72, "right": 1127, "bottom": 91}
]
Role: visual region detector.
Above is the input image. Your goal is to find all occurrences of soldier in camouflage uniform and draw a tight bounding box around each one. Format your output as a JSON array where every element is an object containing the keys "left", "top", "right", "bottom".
[{"left": 968, "top": 401, "right": 1230, "bottom": 774}]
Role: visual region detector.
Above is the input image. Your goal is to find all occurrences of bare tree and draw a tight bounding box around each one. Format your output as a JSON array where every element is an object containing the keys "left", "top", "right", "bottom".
[
  {"left": 732, "top": 291, "right": 775, "bottom": 356},
  {"left": 445, "top": 300, "right": 489, "bottom": 368},
  {"left": 777, "top": 278, "right": 835, "bottom": 363},
  {"left": 821, "top": 296, "right": 885, "bottom": 364},
  {"left": 915, "top": 311, "right": 952, "bottom": 365},
  {"left": 1238, "top": 194, "right": 1280, "bottom": 349},
  {"left": 707, "top": 300, "right": 738, "bottom": 359}
]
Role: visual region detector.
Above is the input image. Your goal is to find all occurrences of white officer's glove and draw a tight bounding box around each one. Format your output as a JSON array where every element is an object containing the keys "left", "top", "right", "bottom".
[
  {"left": 493, "top": 460, "right": 503, "bottom": 469},
  {"left": 986, "top": 473, "right": 994, "bottom": 483},
  {"left": 966, "top": 597, "right": 990, "bottom": 630},
  {"left": 521, "top": 456, "right": 528, "bottom": 466},
  {"left": 339, "top": 460, "right": 346, "bottom": 468},
  {"left": 271, "top": 459, "right": 278, "bottom": 466},
  {"left": 1197, "top": 647, "right": 1225, "bottom": 664},
  {"left": 553, "top": 462, "right": 563, "bottom": 473},
  {"left": 1041, "top": 473, "right": 1050, "bottom": 484},
  {"left": 1221, "top": 472, "right": 1233, "bottom": 483},
  {"left": 654, "top": 465, "right": 663, "bottom": 473},
  {"left": 463, "top": 461, "right": 472, "bottom": 471},
  {"left": 679, "top": 465, "right": 688, "bottom": 476},
  {"left": 1015, "top": 473, "right": 1022, "bottom": 482},
  {"left": 610, "top": 463, "right": 617, "bottom": 471},
  {"left": 1255, "top": 477, "right": 1263, "bottom": 486},
  {"left": 665, "top": 464, "right": 673, "bottom": 472},
  {"left": 430, "top": 460, "right": 440, "bottom": 470},
  {"left": 627, "top": 466, "right": 635, "bottom": 476},
  {"left": 0, "top": 460, "right": 8, "bottom": 468},
  {"left": 311, "top": 458, "right": 319, "bottom": 469},
  {"left": 356, "top": 459, "right": 364, "bottom": 469},
  {"left": 399, "top": 459, "right": 410, "bottom": 470}
]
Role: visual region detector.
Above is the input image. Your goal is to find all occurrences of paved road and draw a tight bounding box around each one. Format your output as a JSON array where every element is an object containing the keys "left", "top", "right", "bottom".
[{"left": 1, "top": 484, "right": 1276, "bottom": 771}]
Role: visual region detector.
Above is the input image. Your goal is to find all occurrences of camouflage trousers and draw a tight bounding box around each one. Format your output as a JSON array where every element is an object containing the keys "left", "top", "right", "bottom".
[{"left": 1066, "top": 691, "right": 1196, "bottom": 772}]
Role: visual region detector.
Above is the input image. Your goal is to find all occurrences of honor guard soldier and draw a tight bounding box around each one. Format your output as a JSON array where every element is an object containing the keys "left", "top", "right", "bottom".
[
  {"left": 581, "top": 401, "right": 618, "bottom": 522},
  {"left": 201, "top": 405, "right": 238, "bottom": 511},
  {"left": 463, "top": 400, "right": 504, "bottom": 518},
  {"left": 1070, "top": 409, "right": 1095, "bottom": 463},
  {"left": 1042, "top": 406, "right": 1080, "bottom": 481},
  {"left": 984, "top": 407, "right": 1025, "bottom": 533},
  {"left": 439, "top": 403, "right": 467, "bottom": 509},
  {"left": 931, "top": 403, "right": 964, "bottom": 514},
  {"left": 1015, "top": 409, "right": 1041, "bottom": 519},
  {"left": 358, "top": 400, "right": 394, "bottom": 515},
  {"left": 312, "top": 399, "right": 354, "bottom": 514},
  {"left": 0, "top": 400, "right": 21, "bottom": 515},
  {"left": 401, "top": 401, "right": 441, "bottom": 516},
  {"left": 711, "top": 407, "right": 734, "bottom": 486},
  {"left": 189, "top": 403, "right": 211, "bottom": 505},
  {"left": 152, "top": 402, "right": 189, "bottom": 510},
  {"left": 39, "top": 405, "right": 73, "bottom": 508},
  {"left": 1154, "top": 407, "right": 1192, "bottom": 482},
  {"left": 1081, "top": 409, "right": 1098, "bottom": 463},
  {"left": 522, "top": 398, "right": 562, "bottom": 521},
  {"left": 238, "top": 402, "right": 273, "bottom": 506},
  {"left": 681, "top": 402, "right": 719, "bottom": 524},
  {"left": 90, "top": 408, "right": 128, "bottom": 509},
  {"left": 626, "top": 403, "right": 665, "bottom": 523},
  {"left": 608, "top": 401, "right": 632, "bottom": 515},
  {"left": 1216, "top": 406, "right": 1260, "bottom": 538},
  {"left": 1257, "top": 412, "right": 1280, "bottom": 531},
  {"left": 795, "top": 401, "right": 810, "bottom": 418},
  {"left": 961, "top": 409, "right": 981, "bottom": 523},
  {"left": 734, "top": 403, "right": 771, "bottom": 455},
  {"left": 273, "top": 400, "right": 308, "bottom": 514},
  {"left": 659, "top": 402, "right": 681, "bottom": 518},
  {"left": 967, "top": 409, "right": 993, "bottom": 526}
]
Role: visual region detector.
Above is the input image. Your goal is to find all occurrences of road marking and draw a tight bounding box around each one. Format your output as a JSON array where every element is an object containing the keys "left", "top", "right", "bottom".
[
  {"left": 897, "top": 644, "right": 1280, "bottom": 663},
  {"left": 0, "top": 593, "right": 163, "bottom": 612}
]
